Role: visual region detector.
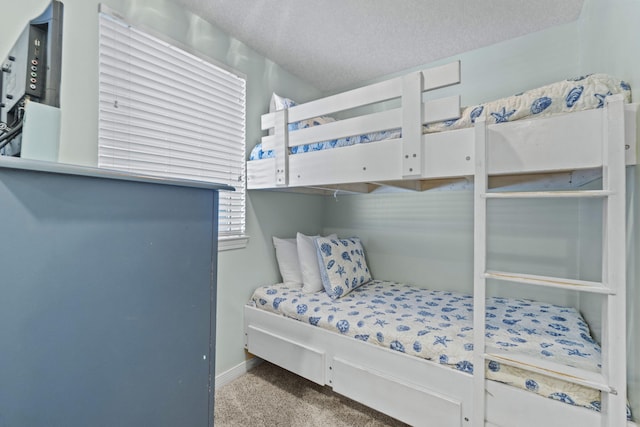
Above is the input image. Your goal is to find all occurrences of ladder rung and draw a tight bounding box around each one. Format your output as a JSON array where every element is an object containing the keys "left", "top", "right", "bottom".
[
  {"left": 483, "top": 190, "right": 612, "bottom": 199},
  {"left": 485, "top": 270, "right": 614, "bottom": 295},
  {"left": 484, "top": 351, "right": 614, "bottom": 393}
]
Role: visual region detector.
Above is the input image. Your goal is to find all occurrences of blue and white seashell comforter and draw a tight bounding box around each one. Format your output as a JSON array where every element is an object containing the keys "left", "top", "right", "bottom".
[
  {"left": 249, "top": 74, "right": 631, "bottom": 161},
  {"left": 249, "top": 280, "right": 631, "bottom": 418}
]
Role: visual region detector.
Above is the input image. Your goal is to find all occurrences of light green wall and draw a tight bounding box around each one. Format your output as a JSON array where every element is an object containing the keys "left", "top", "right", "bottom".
[
  {"left": 323, "top": 189, "right": 582, "bottom": 307},
  {"left": 2, "top": 0, "right": 325, "bottom": 377},
  {"left": 579, "top": 0, "right": 640, "bottom": 94}
]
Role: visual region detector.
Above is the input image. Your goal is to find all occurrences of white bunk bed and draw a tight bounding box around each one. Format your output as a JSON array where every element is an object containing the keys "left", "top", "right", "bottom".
[
  {"left": 247, "top": 62, "right": 637, "bottom": 192},
  {"left": 244, "top": 62, "right": 639, "bottom": 427}
]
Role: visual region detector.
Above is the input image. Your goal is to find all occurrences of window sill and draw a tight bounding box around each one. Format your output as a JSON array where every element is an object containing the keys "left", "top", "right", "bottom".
[{"left": 218, "top": 235, "right": 249, "bottom": 251}]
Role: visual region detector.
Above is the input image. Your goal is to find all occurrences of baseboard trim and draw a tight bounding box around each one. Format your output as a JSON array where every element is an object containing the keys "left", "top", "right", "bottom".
[{"left": 215, "top": 357, "right": 263, "bottom": 389}]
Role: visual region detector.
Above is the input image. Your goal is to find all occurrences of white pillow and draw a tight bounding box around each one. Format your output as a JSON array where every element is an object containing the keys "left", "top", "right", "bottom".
[
  {"left": 297, "top": 232, "right": 336, "bottom": 293},
  {"left": 272, "top": 237, "right": 303, "bottom": 287}
]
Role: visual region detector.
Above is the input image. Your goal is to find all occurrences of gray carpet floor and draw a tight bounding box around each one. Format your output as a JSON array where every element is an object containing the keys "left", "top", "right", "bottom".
[{"left": 214, "top": 361, "right": 409, "bottom": 427}]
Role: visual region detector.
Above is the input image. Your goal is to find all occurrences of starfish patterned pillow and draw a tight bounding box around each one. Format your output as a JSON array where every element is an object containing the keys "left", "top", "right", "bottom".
[{"left": 314, "top": 236, "right": 372, "bottom": 299}]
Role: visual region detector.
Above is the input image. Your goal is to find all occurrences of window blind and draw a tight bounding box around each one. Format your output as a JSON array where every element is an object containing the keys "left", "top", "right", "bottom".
[{"left": 98, "top": 12, "right": 246, "bottom": 241}]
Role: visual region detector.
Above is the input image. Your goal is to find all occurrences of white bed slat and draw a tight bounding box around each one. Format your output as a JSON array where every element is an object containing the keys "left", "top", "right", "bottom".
[
  {"left": 472, "top": 117, "right": 488, "bottom": 427},
  {"left": 246, "top": 156, "right": 276, "bottom": 188},
  {"left": 422, "top": 95, "right": 461, "bottom": 124},
  {"left": 288, "top": 108, "right": 401, "bottom": 147},
  {"left": 484, "top": 190, "right": 611, "bottom": 199},
  {"left": 485, "top": 270, "right": 613, "bottom": 294},
  {"left": 486, "top": 107, "right": 605, "bottom": 174},
  {"left": 260, "top": 134, "right": 275, "bottom": 150},
  {"left": 288, "top": 78, "right": 403, "bottom": 122},
  {"left": 289, "top": 138, "right": 403, "bottom": 187},
  {"left": 332, "top": 357, "right": 462, "bottom": 427},
  {"left": 247, "top": 325, "right": 326, "bottom": 385},
  {"left": 273, "top": 109, "right": 289, "bottom": 186},
  {"left": 420, "top": 60, "right": 461, "bottom": 91},
  {"left": 485, "top": 351, "right": 610, "bottom": 392},
  {"left": 261, "top": 112, "right": 275, "bottom": 131},
  {"left": 601, "top": 93, "right": 628, "bottom": 427},
  {"left": 402, "top": 71, "right": 424, "bottom": 178}
]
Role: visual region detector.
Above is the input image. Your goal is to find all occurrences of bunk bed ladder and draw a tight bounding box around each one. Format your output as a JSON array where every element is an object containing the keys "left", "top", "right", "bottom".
[{"left": 472, "top": 94, "right": 628, "bottom": 427}]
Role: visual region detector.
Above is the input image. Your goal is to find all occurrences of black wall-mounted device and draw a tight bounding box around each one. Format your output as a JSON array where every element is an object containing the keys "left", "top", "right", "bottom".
[{"left": 0, "top": 0, "right": 63, "bottom": 156}]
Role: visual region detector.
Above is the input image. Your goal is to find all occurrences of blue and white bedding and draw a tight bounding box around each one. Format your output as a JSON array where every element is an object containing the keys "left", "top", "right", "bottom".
[
  {"left": 423, "top": 73, "right": 631, "bottom": 133},
  {"left": 249, "top": 280, "right": 631, "bottom": 419},
  {"left": 249, "top": 73, "right": 631, "bottom": 161}
]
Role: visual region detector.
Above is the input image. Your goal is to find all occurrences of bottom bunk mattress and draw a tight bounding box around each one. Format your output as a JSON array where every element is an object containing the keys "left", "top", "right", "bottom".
[{"left": 248, "top": 280, "right": 630, "bottom": 419}]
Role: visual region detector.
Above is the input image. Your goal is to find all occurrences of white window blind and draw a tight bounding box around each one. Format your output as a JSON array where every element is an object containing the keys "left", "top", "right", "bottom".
[{"left": 98, "top": 12, "right": 246, "bottom": 244}]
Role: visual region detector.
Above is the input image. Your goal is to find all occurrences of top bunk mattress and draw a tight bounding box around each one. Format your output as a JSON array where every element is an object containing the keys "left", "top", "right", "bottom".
[{"left": 250, "top": 73, "right": 631, "bottom": 160}]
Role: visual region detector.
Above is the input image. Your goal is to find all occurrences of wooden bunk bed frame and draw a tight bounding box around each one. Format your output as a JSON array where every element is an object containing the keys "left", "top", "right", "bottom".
[
  {"left": 247, "top": 61, "right": 638, "bottom": 192},
  {"left": 244, "top": 62, "right": 640, "bottom": 426}
]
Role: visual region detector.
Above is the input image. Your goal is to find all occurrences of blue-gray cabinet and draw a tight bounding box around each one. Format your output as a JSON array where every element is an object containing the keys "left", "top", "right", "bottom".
[{"left": 0, "top": 158, "right": 231, "bottom": 427}]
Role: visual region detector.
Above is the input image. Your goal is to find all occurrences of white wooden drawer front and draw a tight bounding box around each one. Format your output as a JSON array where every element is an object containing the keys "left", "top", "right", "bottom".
[
  {"left": 331, "top": 357, "right": 462, "bottom": 427},
  {"left": 247, "top": 325, "right": 326, "bottom": 385}
]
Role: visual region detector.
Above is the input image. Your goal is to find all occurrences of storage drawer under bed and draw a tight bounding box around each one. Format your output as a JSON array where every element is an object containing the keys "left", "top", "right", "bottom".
[
  {"left": 246, "top": 325, "right": 326, "bottom": 385},
  {"left": 331, "top": 357, "right": 462, "bottom": 427},
  {"left": 246, "top": 321, "right": 463, "bottom": 427}
]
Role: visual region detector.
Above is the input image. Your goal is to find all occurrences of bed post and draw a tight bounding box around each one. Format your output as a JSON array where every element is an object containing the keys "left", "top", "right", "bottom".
[
  {"left": 402, "top": 72, "right": 424, "bottom": 179},
  {"left": 601, "top": 93, "right": 628, "bottom": 426},
  {"left": 404, "top": 61, "right": 461, "bottom": 180},
  {"left": 259, "top": 109, "right": 289, "bottom": 187},
  {"left": 273, "top": 109, "right": 289, "bottom": 186},
  {"left": 473, "top": 115, "right": 488, "bottom": 427}
]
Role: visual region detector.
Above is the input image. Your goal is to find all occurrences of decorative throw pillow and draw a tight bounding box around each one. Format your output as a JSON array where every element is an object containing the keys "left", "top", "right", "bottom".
[
  {"left": 297, "top": 232, "right": 337, "bottom": 293},
  {"left": 314, "top": 236, "right": 372, "bottom": 299},
  {"left": 272, "top": 237, "right": 303, "bottom": 287}
]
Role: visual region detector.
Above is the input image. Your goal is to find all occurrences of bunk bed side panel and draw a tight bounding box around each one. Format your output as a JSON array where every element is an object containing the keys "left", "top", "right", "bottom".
[
  {"left": 288, "top": 139, "right": 403, "bottom": 187},
  {"left": 247, "top": 157, "right": 277, "bottom": 189},
  {"left": 421, "top": 107, "right": 631, "bottom": 180},
  {"left": 422, "top": 128, "right": 475, "bottom": 179},
  {"left": 626, "top": 103, "right": 639, "bottom": 165},
  {"left": 332, "top": 358, "right": 463, "bottom": 426},
  {"left": 488, "top": 108, "right": 605, "bottom": 175}
]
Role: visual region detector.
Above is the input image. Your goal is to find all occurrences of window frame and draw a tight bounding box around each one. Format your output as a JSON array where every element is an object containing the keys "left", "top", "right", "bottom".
[{"left": 97, "top": 6, "right": 248, "bottom": 251}]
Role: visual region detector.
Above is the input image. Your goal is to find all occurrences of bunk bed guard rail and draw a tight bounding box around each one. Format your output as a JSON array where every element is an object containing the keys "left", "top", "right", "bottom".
[{"left": 259, "top": 61, "right": 461, "bottom": 186}]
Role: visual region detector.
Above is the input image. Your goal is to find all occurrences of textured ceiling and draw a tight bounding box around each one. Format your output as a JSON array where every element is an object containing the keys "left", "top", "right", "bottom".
[{"left": 174, "top": 0, "right": 585, "bottom": 92}]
